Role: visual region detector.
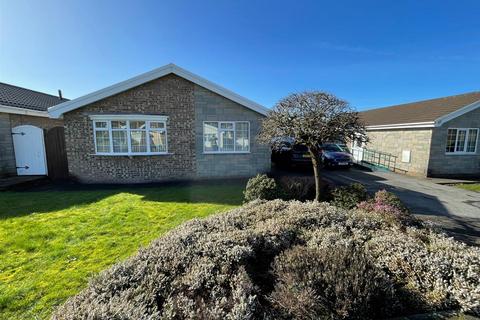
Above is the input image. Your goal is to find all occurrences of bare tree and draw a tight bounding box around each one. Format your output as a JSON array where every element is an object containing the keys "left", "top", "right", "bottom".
[{"left": 258, "top": 91, "right": 367, "bottom": 201}]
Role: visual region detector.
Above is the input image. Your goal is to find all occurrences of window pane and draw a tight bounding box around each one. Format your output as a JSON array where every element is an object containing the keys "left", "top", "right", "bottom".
[
  {"left": 456, "top": 130, "right": 467, "bottom": 152},
  {"left": 112, "top": 131, "right": 128, "bottom": 153},
  {"left": 149, "top": 131, "right": 167, "bottom": 152},
  {"left": 95, "top": 131, "right": 110, "bottom": 153},
  {"left": 445, "top": 129, "right": 457, "bottom": 153},
  {"left": 130, "top": 131, "right": 147, "bottom": 153},
  {"left": 204, "top": 122, "right": 219, "bottom": 152},
  {"left": 150, "top": 121, "right": 165, "bottom": 129},
  {"left": 130, "top": 121, "right": 146, "bottom": 129},
  {"left": 235, "top": 122, "right": 249, "bottom": 151},
  {"left": 220, "top": 131, "right": 234, "bottom": 151},
  {"left": 220, "top": 122, "right": 234, "bottom": 130},
  {"left": 111, "top": 121, "right": 127, "bottom": 129},
  {"left": 95, "top": 121, "right": 108, "bottom": 129},
  {"left": 467, "top": 129, "right": 478, "bottom": 152}
]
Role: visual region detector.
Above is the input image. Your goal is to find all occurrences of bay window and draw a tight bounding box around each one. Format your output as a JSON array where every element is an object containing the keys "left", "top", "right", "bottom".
[
  {"left": 203, "top": 121, "right": 250, "bottom": 153},
  {"left": 445, "top": 128, "right": 478, "bottom": 154},
  {"left": 91, "top": 115, "right": 168, "bottom": 155}
]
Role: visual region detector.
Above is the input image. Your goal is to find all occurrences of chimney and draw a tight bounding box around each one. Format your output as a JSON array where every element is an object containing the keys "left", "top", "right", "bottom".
[{"left": 58, "top": 89, "right": 63, "bottom": 100}]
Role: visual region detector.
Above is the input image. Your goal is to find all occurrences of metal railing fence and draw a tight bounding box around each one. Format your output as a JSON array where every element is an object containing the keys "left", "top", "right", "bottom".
[{"left": 351, "top": 147, "right": 397, "bottom": 172}]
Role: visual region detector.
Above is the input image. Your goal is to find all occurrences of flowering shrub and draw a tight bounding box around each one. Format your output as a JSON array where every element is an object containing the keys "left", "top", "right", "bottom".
[
  {"left": 54, "top": 200, "right": 480, "bottom": 319},
  {"left": 270, "top": 244, "right": 398, "bottom": 319},
  {"left": 367, "top": 229, "right": 480, "bottom": 315},
  {"left": 358, "top": 189, "right": 415, "bottom": 226}
]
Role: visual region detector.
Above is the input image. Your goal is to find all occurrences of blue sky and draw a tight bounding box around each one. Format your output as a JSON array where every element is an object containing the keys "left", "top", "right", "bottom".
[{"left": 1, "top": 0, "right": 479, "bottom": 111}]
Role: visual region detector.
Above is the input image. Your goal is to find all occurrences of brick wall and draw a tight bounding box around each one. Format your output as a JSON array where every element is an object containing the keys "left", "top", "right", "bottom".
[
  {"left": 194, "top": 85, "right": 271, "bottom": 178},
  {"left": 9, "top": 114, "right": 63, "bottom": 130},
  {"left": 62, "top": 74, "right": 271, "bottom": 183},
  {"left": 428, "top": 107, "right": 480, "bottom": 177},
  {"left": 63, "top": 74, "right": 197, "bottom": 183},
  {"left": 0, "top": 113, "right": 15, "bottom": 176},
  {"left": 366, "top": 129, "right": 433, "bottom": 176}
]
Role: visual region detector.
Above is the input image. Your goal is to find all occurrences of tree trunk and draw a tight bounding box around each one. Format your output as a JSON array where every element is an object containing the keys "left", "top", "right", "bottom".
[{"left": 309, "top": 147, "right": 322, "bottom": 202}]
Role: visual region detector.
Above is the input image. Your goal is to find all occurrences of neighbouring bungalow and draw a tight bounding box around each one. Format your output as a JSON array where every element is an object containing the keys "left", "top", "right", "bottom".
[
  {"left": 0, "top": 83, "right": 66, "bottom": 177},
  {"left": 359, "top": 92, "right": 480, "bottom": 178},
  {"left": 48, "top": 64, "right": 271, "bottom": 183}
]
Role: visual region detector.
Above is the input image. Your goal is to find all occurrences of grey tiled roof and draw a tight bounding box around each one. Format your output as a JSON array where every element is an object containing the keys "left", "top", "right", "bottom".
[
  {"left": 360, "top": 91, "right": 480, "bottom": 126},
  {"left": 0, "top": 82, "right": 69, "bottom": 112}
]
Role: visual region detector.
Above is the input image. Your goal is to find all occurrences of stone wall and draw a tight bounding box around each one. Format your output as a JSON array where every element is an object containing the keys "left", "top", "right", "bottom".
[
  {"left": 63, "top": 74, "right": 197, "bottom": 183},
  {"left": 194, "top": 85, "right": 271, "bottom": 178},
  {"left": 365, "top": 129, "right": 433, "bottom": 176},
  {"left": 428, "top": 107, "right": 480, "bottom": 177},
  {"left": 0, "top": 113, "right": 15, "bottom": 176}
]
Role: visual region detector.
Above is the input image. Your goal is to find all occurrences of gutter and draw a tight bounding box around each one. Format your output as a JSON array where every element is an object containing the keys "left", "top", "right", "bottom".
[
  {"left": 366, "top": 121, "right": 435, "bottom": 130},
  {"left": 0, "top": 105, "right": 49, "bottom": 118}
]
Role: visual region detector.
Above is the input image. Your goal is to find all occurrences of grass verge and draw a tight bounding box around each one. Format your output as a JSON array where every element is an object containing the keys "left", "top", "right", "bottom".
[{"left": 454, "top": 183, "right": 480, "bottom": 193}]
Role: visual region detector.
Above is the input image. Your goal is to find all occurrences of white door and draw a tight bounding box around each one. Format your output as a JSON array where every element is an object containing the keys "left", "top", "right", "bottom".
[
  {"left": 351, "top": 140, "right": 364, "bottom": 162},
  {"left": 12, "top": 125, "right": 47, "bottom": 175},
  {"left": 352, "top": 146, "right": 364, "bottom": 162}
]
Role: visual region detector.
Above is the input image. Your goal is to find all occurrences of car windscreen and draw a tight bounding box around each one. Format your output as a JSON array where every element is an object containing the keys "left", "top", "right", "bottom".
[
  {"left": 292, "top": 144, "right": 308, "bottom": 152},
  {"left": 322, "top": 144, "right": 342, "bottom": 152}
]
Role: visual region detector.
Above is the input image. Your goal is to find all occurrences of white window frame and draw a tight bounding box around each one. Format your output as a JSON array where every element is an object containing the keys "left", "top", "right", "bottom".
[
  {"left": 90, "top": 115, "right": 168, "bottom": 156},
  {"left": 445, "top": 128, "right": 479, "bottom": 155},
  {"left": 203, "top": 121, "right": 250, "bottom": 154}
]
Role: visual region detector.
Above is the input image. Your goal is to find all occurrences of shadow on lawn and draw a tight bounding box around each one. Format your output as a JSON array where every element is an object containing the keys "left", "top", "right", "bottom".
[{"left": 0, "top": 178, "right": 247, "bottom": 220}]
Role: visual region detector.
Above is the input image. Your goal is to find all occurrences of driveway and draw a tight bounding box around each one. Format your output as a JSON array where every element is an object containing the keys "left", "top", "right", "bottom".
[{"left": 321, "top": 168, "right": 480, "bottom": 245}]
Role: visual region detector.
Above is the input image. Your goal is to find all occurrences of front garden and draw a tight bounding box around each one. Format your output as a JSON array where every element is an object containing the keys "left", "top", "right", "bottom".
[
  {"left": 51, "top": 175, "right": 480, "bottom": 319},
  {"left": 0, "top": 181, "right": 245, "bottom": 320},
  {"left": 2, "top": 175, "right": 480, "bottom": 319}
]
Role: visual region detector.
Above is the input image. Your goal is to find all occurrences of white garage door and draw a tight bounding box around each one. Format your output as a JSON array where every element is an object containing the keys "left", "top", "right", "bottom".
[{"left": 12, "top": 125, "right": 47, "bottom": 175}]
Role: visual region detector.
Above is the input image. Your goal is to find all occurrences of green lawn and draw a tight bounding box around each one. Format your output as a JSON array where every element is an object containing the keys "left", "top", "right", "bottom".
[
  {"left": 0, "top": 181, "right": 245, "bottom": 320},
  {"left": 455, "top": 183, "right": 480, "bottom": 192}
]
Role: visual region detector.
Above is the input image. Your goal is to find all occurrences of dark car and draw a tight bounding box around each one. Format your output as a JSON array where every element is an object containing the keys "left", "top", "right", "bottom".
[
  {"left": 320, "top": 143, "right": 353, "bottom": 168},
  {"left": 271, "top": 140, "right": 312, "bottom": 167}
]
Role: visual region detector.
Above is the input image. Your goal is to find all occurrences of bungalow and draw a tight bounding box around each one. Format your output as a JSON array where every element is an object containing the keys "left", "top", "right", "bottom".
[
  {"left": 360, "top": 92, "right": 480, "bottom": 178},
  {"left": 48, "top": 64, "right": 271, "bottom": 183},
  {"left": 0, "top": 83, "right": 66, "bottom": 177}
]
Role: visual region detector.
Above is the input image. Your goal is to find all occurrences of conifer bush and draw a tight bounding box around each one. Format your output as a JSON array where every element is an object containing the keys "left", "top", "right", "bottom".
[
  {"left": 243, "top": 174, "right": 281, "bottom": 202},
  {"left": 331, "top": 182, "right": 368, "bottom": 209}
]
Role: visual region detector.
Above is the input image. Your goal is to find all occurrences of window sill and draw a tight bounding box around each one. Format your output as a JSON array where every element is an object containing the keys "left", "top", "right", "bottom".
[
  {"left": 444, "top": 152, "right": 477, "bottom": 156},
  {"left": 91, "top": 152, "right": 173, "bottom": 157},
  {"left": 203, "top": 151, "right": 251, "bottom": 154}
]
